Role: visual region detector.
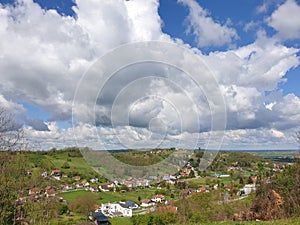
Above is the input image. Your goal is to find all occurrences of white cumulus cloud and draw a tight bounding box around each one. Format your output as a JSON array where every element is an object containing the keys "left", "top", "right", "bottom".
[
  {"left": 178, "top": 0, "right": 238, "bottom": 47},
  {"left": 267, "top": 0, "right": 300, "bottom": 40}
]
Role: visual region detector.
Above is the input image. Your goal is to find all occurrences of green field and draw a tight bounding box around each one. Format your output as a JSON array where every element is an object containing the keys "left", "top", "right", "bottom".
[{"left": 59, "top": 188, "right": 157, "bottom": 205}]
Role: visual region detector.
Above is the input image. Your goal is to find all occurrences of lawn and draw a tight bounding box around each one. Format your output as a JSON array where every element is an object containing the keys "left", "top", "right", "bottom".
[
  {"left": 59, "top": 188, "right": 157, "bottom": 205},
  {"left": 58, "top": 190, "right": 89, "bottom": 202},
  {"left": 110, "top": 217, "right": 133, "bottom": 225}
]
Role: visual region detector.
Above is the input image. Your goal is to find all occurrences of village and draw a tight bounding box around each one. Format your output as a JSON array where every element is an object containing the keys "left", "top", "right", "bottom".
[{"left": 15, "top": 148, "right": 289, "bottom": 224}]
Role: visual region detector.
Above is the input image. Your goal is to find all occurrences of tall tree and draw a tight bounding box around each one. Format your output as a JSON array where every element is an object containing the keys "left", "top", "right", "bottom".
[
  {"left": 0, "top": 108, "right": 26, "bottom": 224},
  {"left": 69, "top": 193, "right": 97, "bottom": 220}
]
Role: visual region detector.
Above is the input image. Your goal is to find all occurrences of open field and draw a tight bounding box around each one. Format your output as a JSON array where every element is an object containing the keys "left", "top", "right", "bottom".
[{"left": 59, "top": 188, "right": 158, "bottom": 204}]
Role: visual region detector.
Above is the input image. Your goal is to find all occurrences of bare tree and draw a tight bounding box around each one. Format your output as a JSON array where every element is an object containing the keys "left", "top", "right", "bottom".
[
  {"left": 0, "top": 108, "right": 25, "bottom": 224},
  {"left": 0, "top": 108, "right": 24, "bottom": 151}
]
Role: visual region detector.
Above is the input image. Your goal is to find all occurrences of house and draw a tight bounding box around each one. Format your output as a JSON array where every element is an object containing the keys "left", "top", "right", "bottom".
[
  {"left": 181, "top": 188, "right": 197, "bottom": 197},
  {"left": 41, "top": 171, "right": 48, "bottom": 177},
  {"left": 162, "top": 174, "right": 176, "bottom": 184},
  {"left": 45, "top": 186, "right": 56, "bottom": 198},
  {"left": 90, "top": 211, "right": 110, "bottom": 225},
  {"left": 51, "top": 170, "right": 62, "bottom": 180},
  {"left": 218, "top": 174, "right": 230, "bottom": 178},
  {"left": 249, "top": 175, "right": 258, "bottom": 184},
  {"left": 29, "top": 188, "right": 41, "bottom": 196},
  {"left": 197, "top": 187, "right": 209, "bottom": 193},
  {"left": 76, "top": 183, "right": 84, "bottom": 189},
  {"left": 151, "top": 194, "right": 165, "bottom": 203},
  {"left": 107, "top": 181, "right": 116, "bottom": 189},
  {"left": 135, "top": 179, "right": 150, "bottom": 187},
  {"left": 101, "top": 202, "right": 132, "bottom": 217},
  {"left": 73, "top": 176, "right": 81, "bottom": 181},
  {"left": 24, "top": 170, "right": 32, "bottom": 176},
  {"left": 170, "top": 174, "right": 177, "bottom": 180},
  {"left": 90, "top": 186, "right": 99, "bottom": 192},
  {"left": 90, "top": 177, "right": 99, "bottom": 183},
  {"left": 162, "top": 174, "right": 171, "bottom": 181},
  {"left": 141, "top": 199, "right": 155, "bottom": 207},
  {"left": 99, "top": 184, "right": 110, "bottom": 192},
  {"left": 148, "top": 176, "right": 158, "bottom": 182},
  {"left": 213, "top": 184, "right": 219, "bottom": 190},
  {"left": 240, "top": 184, "right": 256, "bottom": 195},
  {"left": 124, "top": 200, "right": 139, "bottom": 209},
  {"left": 180, "top": 168, "right": 191, "bottom": 177},
  {"left": 62, "top": 184, "right": 73, "bottom": 191},
  {"left": 81, "top": 180, "right": 90, "bottom": 187}
]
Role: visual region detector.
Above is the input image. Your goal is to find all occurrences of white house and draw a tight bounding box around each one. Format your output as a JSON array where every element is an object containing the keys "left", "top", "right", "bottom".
[
  {"left": 63, "top": 184, "right": 73, "bottom": 191},
  {"left": 41, "top": 171, "right": 48, "bottom": 177},
  {"left": 89, "top": 186, "right": 99, "bottom": 192},
  {"left": 99, "top": 184, "right": 110, "bottom": 192},
  {"left": 141, "top": 199, "right": 155, "bottom": 207},
  {"left": 151, "top": 194, "right": 165, "bottom": 203},
  {"left": 107, "top": 181, "right": 117, "bottom": 189},
  {"left": 76, "top": 183, "right": 84, "bottom": 189},
  {"left": 101, "top": 202, "right": 132, "bottom": 217},
  {"left": 90, "top": 178, "right": 99, "bottom": 183},
  {"left": 240, "top": 184, "right": 256, "bottom": 195}
]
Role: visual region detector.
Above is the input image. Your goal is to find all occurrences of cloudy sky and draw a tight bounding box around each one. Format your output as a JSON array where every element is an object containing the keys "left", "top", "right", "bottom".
[{"left": 0, "top": 0, "right": 300, "bottom": 151}]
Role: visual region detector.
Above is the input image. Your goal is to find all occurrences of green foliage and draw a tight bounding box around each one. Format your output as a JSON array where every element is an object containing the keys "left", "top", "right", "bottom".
[
  {"left": 61, "top": 161, "right": 70, "bottom": 169},
  {"left": 111, "top": 149, "right": 175, "bottom": 166},
  {"left": 272, "top": 162, "right": 300, "bottom": 216},
  {"left": 131, "top": 212, "right": 178, "bottom": 225},
  {"left": 69, "top": 192, "right": 97, "bottom": 218},
  {"left": 59, "top": 204, "right": 69, "bottom": 215},
  {"left": 0, "top": 152, "right": 27, "bottom": 224}
]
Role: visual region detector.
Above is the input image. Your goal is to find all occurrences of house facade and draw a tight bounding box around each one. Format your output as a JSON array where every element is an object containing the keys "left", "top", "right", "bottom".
[{"left": 101, "top": 202, "right": 132, "bottom": 217}]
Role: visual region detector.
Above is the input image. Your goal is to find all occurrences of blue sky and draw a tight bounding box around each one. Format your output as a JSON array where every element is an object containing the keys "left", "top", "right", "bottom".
[{"left": 0, "top": 0, "right": 299, "bottom": 150}]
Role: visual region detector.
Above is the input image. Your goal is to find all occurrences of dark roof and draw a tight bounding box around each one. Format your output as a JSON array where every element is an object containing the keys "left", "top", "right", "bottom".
[
  {"left": 125, "top": 200, "right": 138, "bottom": 208},
  {"left": 92, "top": 212, "right": 109, "bottom": 222}
]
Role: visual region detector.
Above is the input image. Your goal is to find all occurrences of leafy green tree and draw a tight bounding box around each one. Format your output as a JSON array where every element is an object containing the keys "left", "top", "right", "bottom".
[
  {"left": 69, "top": 193, "right": 97, "bottom": 220},
  {"left": 61, "top": 161, "right": 70, "bottom": 169}
]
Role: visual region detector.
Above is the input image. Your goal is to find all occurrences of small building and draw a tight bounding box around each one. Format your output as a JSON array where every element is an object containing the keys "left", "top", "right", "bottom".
[
  {"left": 51, "top": 170, "right": 62, "bottom": 180},
  {"left": 24, "top": 170, "right": 32, "bottom": 176},
  {"left": 241, "top": 184, "right": 256, "bottom": 195},
  {"left": 197, "top": 187, "right": 209, "bottom": 193},
  {"left": 99, "top": 184, "right": 110, "bottom": 192},
  {"left": 45, "top": 186, "right": 56, "bottom": 198},
  {"left": 141, "top": 199, "right": 155, "bottom": 207},
  {"left": 90, "top": 186, "right": 99, "bottom": 192},
  {"left": 151, "top": 194, "right": 165, "bottom": 203},
  {"left": 29, "top": 188, "right": 41, "bottom": 196},
  {"left": 180, "top": 168, "right": 191, "bottom": 177},
  {"left": 218, "top": 174, "right": 230, "bottom": 178},
  {"left": 90, "top": 177, "right": 99, "bottom": 183},
  {"left": 81, "top": 180, "right": 90, "bottom": 187},
  {"left": 124, "top": 200, "right": 139, "bottom": 209},
  {"left": 90, "top": 211, "right": 110, "bottom": 225},
  {"left": 41, "top": 171, "right": 48, "bottom": 177},
  {"left": 249, "top": 175, "right": 258, "bottom": 184},
  {"left": 76, "top": 183, "right": 84, "bottom": 189},
  {"left": 73, "top": 176, "right": 81, "bottom": 181},
  {"left": 62, "top": 184, "right": 73, "bottom": 191}
]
